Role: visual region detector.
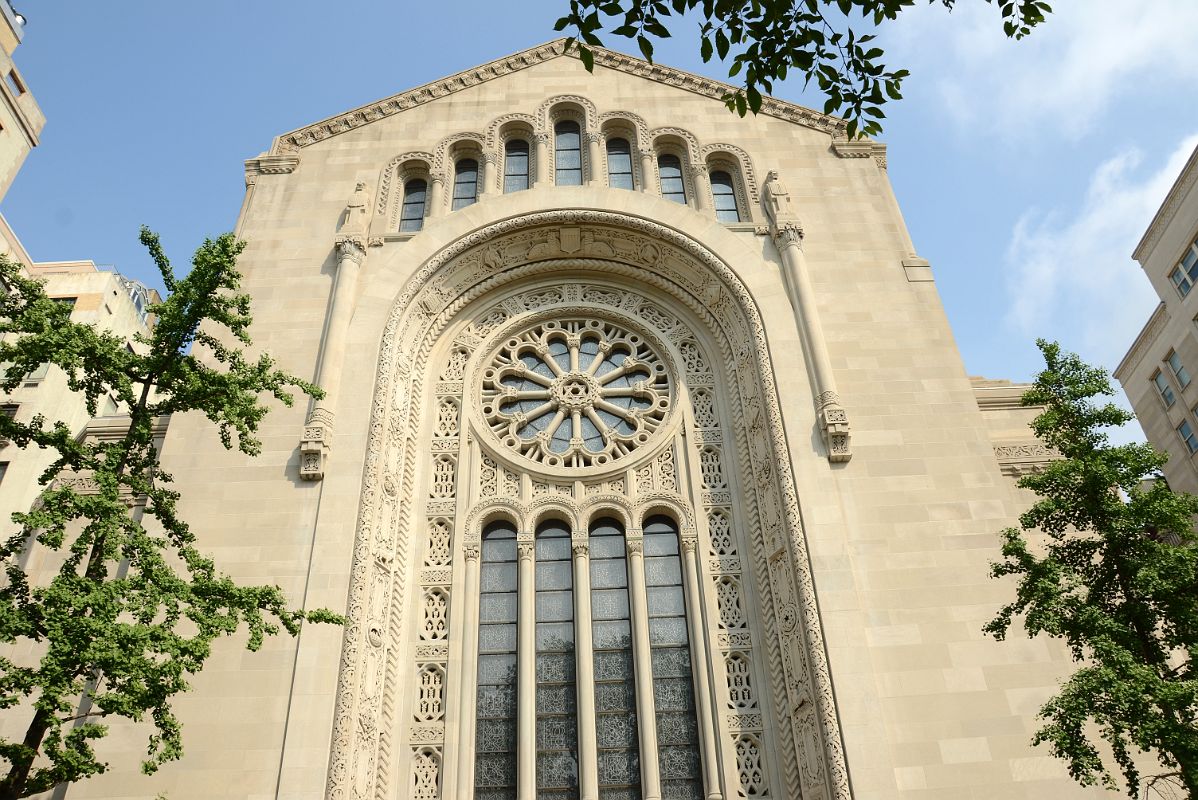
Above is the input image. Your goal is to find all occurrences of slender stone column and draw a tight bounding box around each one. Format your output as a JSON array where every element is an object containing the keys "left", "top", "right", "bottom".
[
  {"left": 762, "top": 170, "right": 852, "bottom": 462},
  {"left": 639, "top": 149, "right": 655, "bottom": 193},
  {"left": 689, "top": 165, "right": 709, "bottom": 211},
  {"left": 680, "top": 536, "right": 723, "bottom": 800},
  {"left": 428, "top": 172, "right": 446, "bottom": 217},
  {"left": 299, "top": 234, "right": 365, "bottom": 480},
  {"left": 482, "top": 152, "right": 498, "bottom": 197},
  {"left": 626, "top": 534, "right": 662, "bottom": 800},
  {"left": 586, "top": 132, "right": 603, "bottom": 186},
  {"left": 572, "top": 539, "right": 600, "bottom": 800},
  {"left": 534, "top": 133, "right": 550, "bottom": 188},
  {"left": 517, "top": 535, "right": 536, "bottom": 800},
  {"left": 455, "top": 542, "right": 482, "bottom": 794}
]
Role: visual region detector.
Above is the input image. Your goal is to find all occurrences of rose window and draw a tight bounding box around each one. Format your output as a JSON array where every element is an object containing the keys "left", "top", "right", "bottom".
[{"left": 481, "top": 319, "right": 670, "bottom": 468}]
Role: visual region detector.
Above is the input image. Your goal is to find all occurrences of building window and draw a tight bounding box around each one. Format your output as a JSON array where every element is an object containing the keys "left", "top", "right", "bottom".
[
  {"left": 504, "top": 139, "right": 530, "bottom": 193},
  {"left": 399, "top": 179, "right": 428, "bottom": 233},
  {"left": 644, "top": 515, "right": 703, "bottom": 798},
  {"left": 0, "top": 404, "right": 17, "bottom": 419},
  {"left": 5, "top": 71, "right": 23, "bottom": 96},
  {"left": 452, "top": 158, "right": 479, "bottom": 210},
  {"left": 710, "top": 170, "right": 741, "bottom": 222},
  {"left": 475, "top": 520, "right": 518, "bottom": 798},
  {"left": 1179, "top": 419, "right": 1198, "bottom": 453},
  {"left": 590, "top": 517, "right": 640, "bottom": 795},
  {"left": 606, "top": 138, "right": 634, "bottom": 190},
  {"left": 0, "top": 462, "right": 7, "bottom": 484},
  {"left": 535, "top": 518, "right": 579, "bottom": 794},
  {"left": 1154, "top": 371, "right": 1176, "bottom": 407},
  {"left": 1168, "top": 351, "right": 1192, "bottom": 389},
  {"left": 658, "top": 154, "right": 687, "bottom": 204},
  {"left": 555, "top": 121, "right": 583, "bottom": 186},
  {"left": 1169, "top": 233, "right": 1198, "bottom": 298}
]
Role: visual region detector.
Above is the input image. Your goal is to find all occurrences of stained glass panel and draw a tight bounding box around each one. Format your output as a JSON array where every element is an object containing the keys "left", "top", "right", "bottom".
[
  {"left": 537, "top": 520, "right": 579, "bottom": 796},
  {"left": 476, "top": 521, "right": 518, "bottom": 800},
  {"left": 590, "top": 518, "right": 641, "bottom": 798},
  {"left": 645, "top": 515, "right": 703, "bottom": 800}
]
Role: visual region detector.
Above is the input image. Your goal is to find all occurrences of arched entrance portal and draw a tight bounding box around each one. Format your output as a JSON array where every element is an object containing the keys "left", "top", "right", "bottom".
[{"left": 323, "top": 211, "right": 849, "bottom": 800}]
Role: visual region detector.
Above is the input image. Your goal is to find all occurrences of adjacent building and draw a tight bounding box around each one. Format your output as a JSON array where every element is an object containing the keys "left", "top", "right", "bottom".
[
  {"left": 0, "top": 252, "right": 159, "bottom": 532},
  {"left": 1116, "top": 144, "right": 1198, "bottom": 494},
  {"left": 0, "top": 0, "right": 41, "bottom": 202}
]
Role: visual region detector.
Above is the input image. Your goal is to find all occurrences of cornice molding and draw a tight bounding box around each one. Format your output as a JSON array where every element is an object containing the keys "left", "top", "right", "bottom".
[
  {"left": 1133, "top": 143, "right": 1198, "bottom": 263},
  {"left": 270, "top": 39, "right": 853, "bottom": 154},
  {"left": 1115, "top": 301, "right": 1169, "bottom": 381},
  {"left": 244, "top": 154, "right": 300, "bottom": 186}
]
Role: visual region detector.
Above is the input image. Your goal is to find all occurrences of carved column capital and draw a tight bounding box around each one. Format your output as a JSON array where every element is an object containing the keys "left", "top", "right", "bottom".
[
  {"left": 482, "top": 151, "right": 500, "bottom": 165},
  {"left": 680, "top": 536, "right": 699, "bottom": 554},
  {"left": 462, "top": 542, "right": 481, "bottom": 562},
  {"left": 585, "top": 131, "right": 604, "bottom": 144},
  {"left": 625, "top": 537, "right": 644, "bottom": 556},
  {"left": 335, "top": 236, "right": 368, "bottom": 265},
  {"left": 571, "top": 541, "right": 589, "bottom": 557},
  {"left": 771, "top": 221, "right": 804, "bottom": 248},
  {"left": 533, "top": 132, "right": 550, "bottom": 144}
]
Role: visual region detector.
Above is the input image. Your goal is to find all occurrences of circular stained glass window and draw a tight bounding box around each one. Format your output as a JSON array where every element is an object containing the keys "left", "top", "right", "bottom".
[{"left": 481, "top": 318, "right": 671, "bottom": 468}]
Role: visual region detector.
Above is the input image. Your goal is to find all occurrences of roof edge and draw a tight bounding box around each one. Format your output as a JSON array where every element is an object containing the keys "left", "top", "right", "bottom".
[
  {"left": 270, "top": 38, "right": 850, "bottom": 154},
  {"left": 1114, "top": 301, "right": 1168, "bottom": 381},
  {"left": 1133, "top": 143, "right": 1198, "bottom": 263}
]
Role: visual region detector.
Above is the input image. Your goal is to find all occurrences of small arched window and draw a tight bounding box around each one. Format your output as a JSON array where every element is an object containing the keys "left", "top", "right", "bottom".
[
  {"left": 555, "top": 120, "right": 583, "bottom": 186},
  {"left": 710, "top": 170, "right": 741, "bottom": 222},
  {"left": 503, "top": 140, "right": 530, "bottom": 193},
  {"left": 606, "top": 138, "right": 634, "bottom": 190},
  {"left": 451, "top": 158, "right": 479, "bottom": 210},
  {"left": 658, "top": 154, "right": 687, "bottom": 204},
  {"left": 399, "top": 178, "right": 427, "bottom": 232}
]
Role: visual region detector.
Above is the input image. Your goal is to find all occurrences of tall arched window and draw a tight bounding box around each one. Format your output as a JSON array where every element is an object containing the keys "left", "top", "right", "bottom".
[
  {"left": 399, "top": 178, "right": 428, "bottom": 232},
  {"left": 710, "top": 170, "right": 741, "bottom": 222},
  {"left": 535, "top": 519, "right": 578, "bottom": 796},
  {"left": 645, "top": 515, "right": 703, "bottom": 799},
  {"left": 555, "top": 121, "right": 583, "bottom": 186},
  {"left": 452, "top": 158, "right": 479, "bottom": 210},
  {"left": 475, "top": 520, "right": 519, "bottom": 798},
  {"left": 606, "top": 138, "right": 634, "bottom": 190},
  {"left": 590, "top": 517, "right": 640, "bottom": 795},
  {"left": 504, "top": 140, "right": 530, "bottom": 193},
  {"left": 658, "top": 155, "right": 687, "bottom": 204}
]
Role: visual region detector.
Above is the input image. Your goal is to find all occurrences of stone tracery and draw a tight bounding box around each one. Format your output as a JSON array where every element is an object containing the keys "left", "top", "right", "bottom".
[{"left": 325, "top": 211, "right": 850, "bottom": 800}]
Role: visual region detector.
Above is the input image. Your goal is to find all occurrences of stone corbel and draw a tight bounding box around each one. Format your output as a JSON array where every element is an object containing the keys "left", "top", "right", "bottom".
[{"left": 243, "top": 154, "right": 300, "bottom": 186}]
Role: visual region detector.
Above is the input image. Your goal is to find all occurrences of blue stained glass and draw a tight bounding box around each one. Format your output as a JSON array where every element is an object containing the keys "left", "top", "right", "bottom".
[
  {"left": 536, "top": 519, "right": 578, "bottom": 794},
  {"left": 579, "top": 337, "right": 600, "bottom": 369},
  {"left": 477, "top": 521, "right": 519, "bottom": 798}
]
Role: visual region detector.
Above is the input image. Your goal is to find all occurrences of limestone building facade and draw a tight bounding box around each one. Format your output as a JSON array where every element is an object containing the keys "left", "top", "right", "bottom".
[
  {"left": 1117, "top": 143, "right": 1198, "bottom": 495},
  {"left": 22, "top": 40, "right": 1119, "bottom": 800},
  {"left": 0, "top": 0, "right": 40, "bottom": 203}
]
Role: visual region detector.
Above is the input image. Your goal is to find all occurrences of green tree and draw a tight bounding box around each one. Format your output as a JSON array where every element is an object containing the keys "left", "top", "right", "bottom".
[
  {"left": 0, "top": 229, "right": 341, "bottom": 799},
  {"left": 986, "top": 340, "right": 1198, "bottom": 798},
  {"left": 555, "top": 0, "right": 1052, "bottom": 138}
]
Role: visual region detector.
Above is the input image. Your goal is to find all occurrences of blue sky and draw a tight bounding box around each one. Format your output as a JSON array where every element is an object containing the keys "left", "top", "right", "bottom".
[{"left": 4, "top": 1, "right": 1197, "bottom": 412}]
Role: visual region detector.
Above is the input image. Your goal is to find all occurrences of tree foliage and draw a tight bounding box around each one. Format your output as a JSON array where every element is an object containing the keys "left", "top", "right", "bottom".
[
  {"left": 986, "top": 340, "right": 1198, "bottom": 798},
  {"left": 0, "top": 230, "right": 341, "bottom": 799},
  {"left": 555, "top": 0, "right": 1051, "bottom": 138}
]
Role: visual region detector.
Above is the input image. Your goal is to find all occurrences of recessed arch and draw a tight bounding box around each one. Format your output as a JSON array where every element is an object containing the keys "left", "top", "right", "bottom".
[{"left": 326, "top": 209, "right": 850, "bottom": 800}]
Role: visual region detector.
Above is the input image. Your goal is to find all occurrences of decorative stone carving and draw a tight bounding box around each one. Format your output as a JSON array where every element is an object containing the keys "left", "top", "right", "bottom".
[
  {"left": 480, "top": 317, "right": 671, "bottom": 470},
  {"left": 326, "top": 211, "right": 850, "bottom": 800}
]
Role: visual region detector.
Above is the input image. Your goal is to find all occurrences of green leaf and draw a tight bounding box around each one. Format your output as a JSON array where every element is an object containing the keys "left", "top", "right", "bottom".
[
  {"left": 700, "top": 35, "right": 713, "bottom": 62},
  {"left": 715, "top": 28, "right": 730, "bottom": 58},
  {"left": 746, "top": 85, "right": 762, "bottom": 114},
  {"left": 637, "top": 34, "right": 654, "bottom": 62},
  {"left": 579, "top": 44, "right": 595, "bottom": 71}
]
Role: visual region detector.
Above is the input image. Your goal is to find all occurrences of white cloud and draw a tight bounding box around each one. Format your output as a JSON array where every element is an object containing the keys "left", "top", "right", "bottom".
[
  {"left": 886, "top": 0, "right": 1198, "bottom": 140},
  {"left": 1002, "top": 133, "right": 1198, "bottom": 371}
]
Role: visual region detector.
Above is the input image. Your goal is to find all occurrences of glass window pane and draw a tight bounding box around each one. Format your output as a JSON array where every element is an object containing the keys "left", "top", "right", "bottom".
[
  {"left": 607, "top": 137, "right": 635, "bottom": 190},
  {"left": 504, "top": 139, "right": 530, "bottom": 193},
  {"left": 476, "top": 522, "right": 518, "bottom": 798},
  {"left": 658, "top": 154, "right": 687, "bottom": 204},
  {"left": 399, "top": 178, "right": 427, "bottom": 232},
  {"left": 711, "top": 169, "right": 741, "bottom": 222},
  {"left": 452, "top": 158, "right": 479, "bottom": 210}
]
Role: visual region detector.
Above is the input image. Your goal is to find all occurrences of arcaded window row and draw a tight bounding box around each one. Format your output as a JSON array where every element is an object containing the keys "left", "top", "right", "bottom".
[{"left": 395, "top": 120, "right": 752, "bottom": 232}]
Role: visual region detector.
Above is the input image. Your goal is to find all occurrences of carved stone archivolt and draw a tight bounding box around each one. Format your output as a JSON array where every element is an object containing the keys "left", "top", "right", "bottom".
[{"left": 324, "top": 210, "right": 850, "bottom": 800}]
